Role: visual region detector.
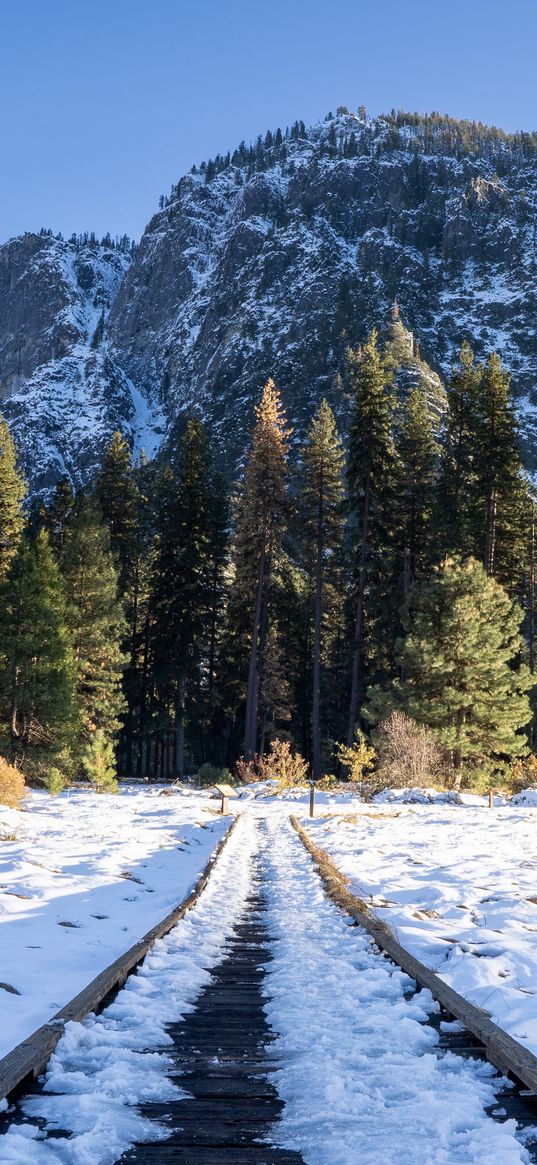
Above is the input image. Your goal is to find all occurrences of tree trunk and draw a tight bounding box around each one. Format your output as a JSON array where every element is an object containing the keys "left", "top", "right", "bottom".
[
  {"left": 10, "top": 663, "right": 19, "bottom": 754},
  {"left": 125, "top": 559, "right": 140, "bottom": 778},
  {"left": 484, "top": 490, "right": 497, "bottom": 576},
  {"left": 347, "top": 477, "right": 371, "bottom": 746},
  {"left": 452, "top": 709, "right": 466, "bottom": 790},
  {"left": 174, "top": 676, "right": 186, "bottom": 779},
  {"left": 311, "top": 489, "right": 324, "bottom": 781},
  {"left": 244, "top": 543, "right": 267, "bottom": 760}
]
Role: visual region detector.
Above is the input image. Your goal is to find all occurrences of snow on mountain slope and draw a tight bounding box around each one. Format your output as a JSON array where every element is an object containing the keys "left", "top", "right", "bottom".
[
  {"left": 4, "top": 108, "right": 537, "bottom": 490},
  {"left": 0, "top": 234, "right": 164, "bottom": 494},
  {"left": 108, "top": 109, "right": 537, "bottom": 466}
]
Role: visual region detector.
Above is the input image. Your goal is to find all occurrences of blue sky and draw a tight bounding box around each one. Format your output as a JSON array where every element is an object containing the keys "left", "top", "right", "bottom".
[{"left": 2, "top": 0, "right": 537, "bottom": 243}]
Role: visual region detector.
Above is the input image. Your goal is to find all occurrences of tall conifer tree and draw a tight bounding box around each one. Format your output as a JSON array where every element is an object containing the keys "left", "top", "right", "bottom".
[
  {"left": 62, "top": 498, "right": 128, "bottom": 745},
  {"left": 395, "top": 387, "right": 438, "bottom": 587},
  {"left": 435, "top": 343, "right": 481, "bottom": 557},
  {"left": 232, "top": 380, "right": 290, "bottom": 760},
  {"left": 0, "top": 530, "right": 74, "bottom": 763},
  {"left": 366, "top": 558, "right": 534, "bottom": 785},
  {"left": 470, "top": 352, "right": 528, "bottom": 586},
  {"left": 0, "top": 414, "right": 26, "bottom": 580},
  {"left": 151, "top": 419, "right": 211, "bottom": 777},
  {"left": 346, "top": 331, "right": 396, "bottom": 744},
  {"left": 95, "top": 431, "right": 138, "bottom": 586},
  {"left": 301, "top": 399, "right": 345, "bottom": 778}
]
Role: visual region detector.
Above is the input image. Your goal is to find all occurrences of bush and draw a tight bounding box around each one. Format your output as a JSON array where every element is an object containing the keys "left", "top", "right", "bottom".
[
  {"left": 375, "top": 711, "right": 445, "bottom": 791},
  {"left": 0, "top": 757, "right": 27, "bottom": 808},
  {"left": 82, "top": 730, "right": 118, "bottom": 793},
  {"left": 196, "top": 763, "right": 234, "bottom": 788},
  {"left": 44, "top": 767, "right": 66, "bottom": 796},
  {"left": 237, "top": 740, "right": 308, "bottom": 789},
  {"left": 508, "top": 754, "right": 537, "bottom": 794},
  {"left": 335, "top": 731, "right": 376, "bottom": 793}
]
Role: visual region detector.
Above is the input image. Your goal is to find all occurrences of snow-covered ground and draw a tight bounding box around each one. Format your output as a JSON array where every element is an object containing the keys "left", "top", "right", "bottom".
[
  {"left": 1, "top": 786, "right": 537, "bottom": 1164},
  {"left": 0, "top": 813, "right": 257, "bottom": 1165},
  {"left": 262, "top": 815, "right": 528, "bottom": 1165},
  {"left": 0, "top": 787, "right": 228, "bottom": 1058},
  {"left": 305, "top": 799, "right": 537, "bottom": 1059}
]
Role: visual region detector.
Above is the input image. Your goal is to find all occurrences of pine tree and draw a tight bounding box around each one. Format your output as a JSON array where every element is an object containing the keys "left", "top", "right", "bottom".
[
  {"left": 435, "top": 343, "right": 481, "bottom": 557},
  {"left": 151, "top": 419, "right": 211, "bottom": 777},
  {"left": 346, "top": 331, "right": 397, "bottom": 744},
  {"left": 45, "top": 476, "right": 75, "bottom": 555},
  {"left": 395, "top": 387, "right": 438, "bottom": 586},
  {"left": 61, "top": 498, "right": 128, "bottom": 747},
  {"left": 0, "top": 530, "right": 75, "bottom": 763},
  {"left": 365, "top": 557, "right": 534, "bottom": 785},
  {"left": 301, "top": 399, "right": 345, "bottom": 778},
  {"left": 95, "top": 431, "right": 144, "bottom": 775},
  {"left": 470, "top": 352, "right": 529, "bottom": 586},
  {"left": 82, "top": 729, "right": 118, "bottom": 791},
  {"left": 0, "top": 414, "right": 26, "bottom": 580},
  {"left": 232, "top": 381, "right": 290, "bottom": 760},
  {"left": 201, "top": 473, "right": 230, "bottom": 761},
  {"left": 95, "top": 431, "right": 138, "bottom": 586}
]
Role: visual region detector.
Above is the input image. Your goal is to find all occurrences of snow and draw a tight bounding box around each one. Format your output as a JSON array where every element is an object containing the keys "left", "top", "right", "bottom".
[
  {"left": 305, "top": 800, "right": 537, "bottom": 1058},
  {"left": 0, "top": 787, "right": 228, "bottom": 1058},
  {"left": 261, "top": 815, "right": 528, "bottom": 1165},
  {"left": 0, "top": 813, "right": 256, "bottom": 1164},
  {"left": 1, "top": 789, "right": 536, "bottom": 1163}
]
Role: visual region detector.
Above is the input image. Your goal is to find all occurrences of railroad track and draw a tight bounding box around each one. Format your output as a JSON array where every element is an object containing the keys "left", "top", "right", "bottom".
[{"left": 1, "top": 813, "right": 537, "bottom": 1163}]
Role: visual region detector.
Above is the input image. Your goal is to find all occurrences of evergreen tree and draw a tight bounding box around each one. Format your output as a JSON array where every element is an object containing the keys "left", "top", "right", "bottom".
[
  {"left": 470, "top": 352, "right": 528, "bottom": 586},
  {"left": 95, "top": 431, "right": 144, "bottom": 774},
  {"left": 366, "top": 557, "right": 534, "bottom": 785},
  {"left": 346, "top": 331, "right": 397, "bottom": 744},
  {"left": 435, "top": 343, "right": 481, "bottom": 557},
  {"left": 151, "top": 419, "right": 211, "bottom": 777},
  {"left": 201, "top": 473, "right": 230, "bottom": 761},
  {"left": 82, "top": 729, "right": 118, "bottom": 791},
  {"left": 61, "top": 498, "right": 127, "bottom": 745},
  {"left": 395, "top": 387, "right": 438, "bottom": 587},
  {"left": 45, "top": 476, "right": 75, "bottom": 555},
  {"left": 0, "top": 530, "right": 75, "bottom": 763},
  {"left": 0, "top": 414, "right": 26, "bottom": 580},
  {"left": 301, "top": 399, "right": 345, "bottom": 778},
  {"left": 95, "top": 431, "right": 138, "bottom": 586},
  {"left": 232, "top": 380, "right": 290, "bottom": 760}
]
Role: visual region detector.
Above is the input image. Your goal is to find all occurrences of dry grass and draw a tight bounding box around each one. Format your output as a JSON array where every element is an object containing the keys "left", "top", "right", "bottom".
[
  {"left": 318, "top": 810, "right": 402, "bottom": 823},
  {"left": 0, "top": 758, "right": 27, "bottom": 808}
]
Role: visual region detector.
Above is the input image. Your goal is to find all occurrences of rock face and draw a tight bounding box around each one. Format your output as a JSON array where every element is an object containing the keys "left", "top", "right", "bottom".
[
  {"left": 0, "top": 234, "right": 164, "bottom": 493},
  {"left": 3, "top": 109, "right": 537, "bottom": 491}
]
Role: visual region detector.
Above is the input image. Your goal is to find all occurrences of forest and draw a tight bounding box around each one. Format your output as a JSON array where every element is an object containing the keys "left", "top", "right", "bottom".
[{"left": 0, "top": 310, "right": 535, "bottom": 796}]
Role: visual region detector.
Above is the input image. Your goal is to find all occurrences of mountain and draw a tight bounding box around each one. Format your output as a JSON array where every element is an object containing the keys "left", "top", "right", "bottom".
[
  {"left": 3, "top": 107, "right": 537, "bottom": 491},
  {"left": 0, "top": 232, "right": 164, "bottom": 493}
]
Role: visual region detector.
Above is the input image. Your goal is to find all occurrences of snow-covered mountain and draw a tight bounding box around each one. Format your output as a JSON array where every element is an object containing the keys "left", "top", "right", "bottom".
[
  {"left": 0, "top": 233, "right": 164, "bottom": 493},
  {"left": 3, "top": 107, "right": 537, "bottom": 491}
]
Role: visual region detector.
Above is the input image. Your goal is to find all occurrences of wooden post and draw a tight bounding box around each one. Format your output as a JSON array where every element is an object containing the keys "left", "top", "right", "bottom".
[
  {"left": 309, "top": 781, "right": 315, "bottom": 818},
  {"left": 488, "top": 788, "right": 494, "bottom": 808},
  {"left": 214, "top": 783, "right": 235, "bottom": 816}
]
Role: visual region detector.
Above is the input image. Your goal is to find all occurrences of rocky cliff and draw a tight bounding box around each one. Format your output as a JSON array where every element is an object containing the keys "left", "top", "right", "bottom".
[{"left": 3, "top": 108, "right": 537, "bottom": 491}]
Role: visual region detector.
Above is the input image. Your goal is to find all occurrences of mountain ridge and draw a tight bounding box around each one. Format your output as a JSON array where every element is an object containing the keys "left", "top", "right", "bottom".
[{"left": 3, "top": 106, "right": 537, "bottom": 492}]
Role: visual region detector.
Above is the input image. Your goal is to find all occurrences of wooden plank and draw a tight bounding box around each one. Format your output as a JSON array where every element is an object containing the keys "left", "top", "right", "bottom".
[
  {"left": 113, "top": 886, "right": 305, "bottom": 1165},
  {"left": 290, "top": 814, "right": 537, "bottom": 1094},
  {"left": 0, "top": 814, "right": 240, "bottom": 1102}
]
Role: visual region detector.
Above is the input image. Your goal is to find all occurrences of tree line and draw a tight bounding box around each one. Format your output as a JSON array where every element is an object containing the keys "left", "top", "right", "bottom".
[{"left": 0, "top": 317, "right": 535, "bottom": 789}]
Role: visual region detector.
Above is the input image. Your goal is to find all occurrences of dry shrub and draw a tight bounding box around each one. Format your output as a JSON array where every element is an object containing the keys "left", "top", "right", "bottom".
[
  {"left": 510, "top": 754, "right": 537, "bottom": 794},
  {"left": 376, "top": 710, "right": 445, "bottom": 790},
  {"left": 335, "top": 731, "right": 376, "bottom": 791},
  {"left": 236, "top": 739, "right": 308, "bottom": 789},
  {"left": 0, "top": 757, "right": 27, "bottom": 808}
]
